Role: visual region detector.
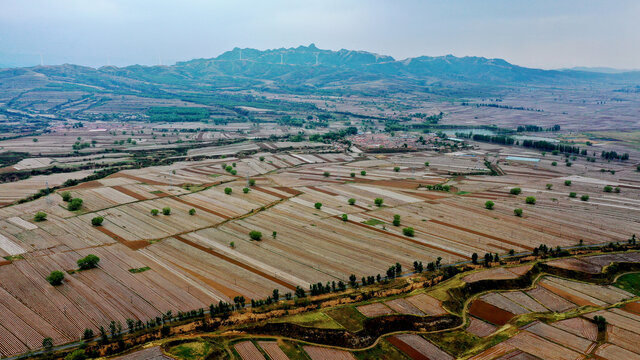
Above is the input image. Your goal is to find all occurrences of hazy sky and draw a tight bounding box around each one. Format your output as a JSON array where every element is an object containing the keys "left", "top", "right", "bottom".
[{"left": 1, "top": 0, "right": 638, "bottom": 69}]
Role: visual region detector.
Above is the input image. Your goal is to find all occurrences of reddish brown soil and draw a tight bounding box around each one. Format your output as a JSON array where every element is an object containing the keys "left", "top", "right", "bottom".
[
  {"left": 95, "top": 226, "right": 149, "bottom": 250},
  {"left": 387, "top": 336, "right": 429, "bottom": 360},
  {"left": 538, "top": 282, "right": 596, "bottom": 307},
  {"left": 468, "top": 299, "right": 515, "bottom": 326},
  {"left": 171, "top": 196, "right": 230, "bottom": 219}
]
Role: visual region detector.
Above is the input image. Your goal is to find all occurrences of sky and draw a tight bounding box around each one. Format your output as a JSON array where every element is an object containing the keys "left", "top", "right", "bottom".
[{"left": 1, "top": 0, "right": 638, "bottom": 69}]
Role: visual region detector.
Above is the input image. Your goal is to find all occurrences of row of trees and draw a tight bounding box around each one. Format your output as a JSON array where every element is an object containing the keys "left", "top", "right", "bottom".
[{"left": 47, "top": 255, "right": 101, "bottom": 286}]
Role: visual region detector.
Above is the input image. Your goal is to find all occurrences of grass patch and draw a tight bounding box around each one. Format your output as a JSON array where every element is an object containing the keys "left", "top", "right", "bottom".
[
  {"left": 279, "top": 340, "right": 310, "bottom": 360},
  {"left": 424, "top": 330, "right": 480, "bottom": 357},
  {"left": 167, "top": 341, "right": 213, "bottom": 360},
  {"left": 457, "top": 191, "right": 470, "bottom": 195},
  {"left": 614, "top": 272, "right": 640, "bottom": 295},
  {"left": 3, "top": 254, "right": 24, "bottom": 261},
  {"left": 128, "top": 266, "right": 151, "bottom": 273},
  {"left": 362, "top": 218, "right": 385, "bottom": 226},
  {"left": 208, "top": 174, "right": 222, "bottom": 178},
  {"left": 273, "top": 310, "right": 344, "bottom": 329},
  {"left": 150, "top": 190, "right": 164, "bottom": 195},
  {"left": 324, "top": 306, "right": 367, "bottom": 332},
  {"left": 354, "top": 338, "right": 410, "bottom": 360}
]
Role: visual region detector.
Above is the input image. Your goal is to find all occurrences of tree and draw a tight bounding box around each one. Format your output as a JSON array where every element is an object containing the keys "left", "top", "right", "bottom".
[
  {"left": 272, "top": 289, "right": 279, "bottom": 301},
  {"left": 510, "top": 188, "right": 522, "bottom": 195},
  {"left": 341, "top": 214, "right": 348, "bottom": 222},
  {"left": 546, "top": 183, "right": 553, "bottom": 190},
  {"left": 249, "top": 230, "right": 262, "bottom": 241},
  {"left": 77, "top": 254, "right": 100, "bottom": 270},
  {"left": 374, "top": 198, "right": 384, "bottom": 207},
  {"left": 402, "top": 227, "right": 415, "bottom": 237},
  {"left": 83, "top": 328, "right": 94, "bottom": 340},
  {"left": 569, "top": 192, "right": 577, "bottom": 198},
  {"left": 349, "top": 274, "right": 357, "bottom": 287},
  {"left": 61, "top": 191, "right": 72, "bottom": 202},
  {"left": 151, "top": 208, "right": 159, "bottom": 216},
  {"left": 581, "top": 194, "right": 590, "bottom": 201},
  {"left": 564, "top": 180, "right": 572, "bottom": 186},
  {"left": 323, "top": 171, "right": 330, "bottom": 177},
  {"left": 350, "top": 172, "right": 355, "bottom": 177},
  {"left": 243, "top": 187, "right": 250, "bottom": 194},
  {"left": 484, "top": 253, "right": 492, "bottom": 267},
  {"left": 485, "top": 201, "right": 494, "bottom": 210},
  {"left": 394, "top": 166, "right": 400, "bottom": 172},
  {"left": 513, "top": 208, "right": 523, "bottom": 217},
  {"left": 424, "top": 161, "right": 430, "bottom": 167},
  {"left": 91, "top": 216, "right": 104, "bottom": 226},
  {"left": 392, "top": 214, "right": 401, "bottom": 226},
  {"left": 65, "top": 349, "right": 87, "bottom": 360},
  {"left": 162, "top": 207, "right": 171, "bottom": 215},
  {"left": 47, "top": 270, "right": 64, "bottom": 286},
  {"left": 295, "top": 286, "right": 306, "bottom": 298},
  {"left": 259, "top": 156, "right": 265, "bottom": 161},
  {"left": 360, "top": 170, "right": 367, "bottom": 176},
  {"left": 615, "top": 187, "right": 621, "bottom": 193},
  {"left": 525, "top": 196, "right": 536, "bottom": 204},
  {"left": 603, "top": 185, "right": 613, "bottom": 192},
  {"left": 594, "top": 315, "right": 607, "bottom": 332},
  {"left": 314, "top": 202, "right": 322, "bottom": 209},
  {"left": 224, "top": 187, "right": 232, "bottom": 195},
  {"left": 272, "top": 231, "right": 277, "bottom": 238},
  {"left": 348, "top": 198, "right": 356, "bottom": 205},
  {"left": 471, "top": 253, "right": 478, "bottom": 264},
  {"left": 34, "top": 211, "right": 47, "bottom": 222},
  {"left": 68, "top": 198, "right": 83, "bottom": 211},
  {"left": 249, "top": 179, "right": 256, "bottom": 186},
  {"left": 189, "top": 208, "right": 196, "bottom": 215},
  {"left": 552, "top": 161, "right": 557, "bottom": 166},
  {"left": 42, "top": 337, "right": 53, "bottom": 351}
]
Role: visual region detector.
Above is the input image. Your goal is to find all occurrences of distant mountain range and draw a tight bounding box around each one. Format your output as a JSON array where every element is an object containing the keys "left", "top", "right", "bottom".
[{"left": 1, "top": 44, "right": 639, "bottom": 100}]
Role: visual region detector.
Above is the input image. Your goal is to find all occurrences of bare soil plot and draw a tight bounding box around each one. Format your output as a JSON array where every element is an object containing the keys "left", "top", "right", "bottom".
[
  {"left": 521, "top": 321, "right": 595, "bottom": 353},
  {"left": 257, "top": 341, "right": 289, "bottom": 360},
  {"left": 356, "top": 303, "right": 394, "bottom": 317},
  {"left": 480, "top": 293, "right": 530, "bottom": 315},
  {"left": 469, "top": 342, "right": 516, "bottom": 360},
  {"left": 466, "top": 317, "right": 497, "bottom": 337},
  {"left": 500, "top": 291, "right": 549, "bottom": 313},
  {"left": 552, "top": 317, "right": 598, "bottom": 341},
  {"left": 234, "top": 341, "right": 266, "bottom": 360},
  {"left": 463, "top": 266, "right": 532, "bottom": 283},
  {"left": 607, "top": 324, "right": 640, "bottom": 354},
  {"left": 405, "top": 293, "right": 448, "bottom": 316},
  {"left": 303, "top": 345, "right": 355, "bottom": 360},
  {"left": 505, "top": 331, "right": 583, "bottom": 360},
  {"left": 594, "top": 343, "right": 640, "bottom": 360},
  {"left": 388, "top": 334, "right": 454, "bottom": 360},
  {"left": 468, "top": 299, "right": 515, "bottom": 326},
  {"left": 526, "top": 286, "right": 576, "bottom": 312},
  {"left": 385, "top": 298, "right": 425, "bottom": 316},
  {"left": 546, "top": 258, "right": 603, "bottom": 274},
  {"left": 114, "top": 346, "right": 173, "bottom": 360}
]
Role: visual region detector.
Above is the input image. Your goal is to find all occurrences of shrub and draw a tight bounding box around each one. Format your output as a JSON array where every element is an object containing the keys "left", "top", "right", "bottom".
[
  {"left": 248, "top": 179, "right": 256, "bottom": 186},
  {"left": 393, "top": 166, "right": 400, "bottom": 172},
  {"left": 525, "top": 196, "right": 536, "bottom": 204},
  {"left": 581, "top": 194, "right": 590, "bottom": 201},
  {"left": 77, "top": 254, "right": 100, "bottom": 270},
  {"left": 230, "top": 169, "right": 237, "bottom": 175},
  {"left": 243, "top": 187, "right": 250, "bottom": 194},
  {"left": 564, "top": 180, "right": 572, "bottom": 186},
  {"left": 34, "top": 211, "right": 47, "bottom": 222},
  {"left": 603, "top": 185, "right": 613, "bottom": 192},
  {"left": 224, "top": 187, "right": 232, "bottom": 195},
  {"left": 615, "top": 187, "right": 620, "bottom": 193},
  {"left": 513, "top": 208, "right": 523, "bottom": 217},
  {"left": 485, "top": 201, "right": 494, "bottom": 210},
  {"left": 42, "top": 338, "right": 53, "bottom": 350},
  {"left": 546, "top": 184, "right": 553, "bottom": 190},
  {"left": 150, "top": 209, "right": 159, "bottom": 216},
  {"left": 510, "top": 187, "right": 521, "bottom": 195},
  {"left": 47, "top": 270, "right": 65, "bottom": 286},
  {"left": 162, "top": 207, "right": 171, "bottom": 215},
  {"left": 551, "top": 161, "right": 557, "bottom": 166},
  {"left": 402, "top": 227, "right": 415, "bottom": 237},
  {"left": 424, "top": 161, "right": 429, "bottom": 167},
  {"left": 259, "top": 156, "right": 265, "bottom": 161},
  {"left": 341, "top": 214, "right": 348, "bottom": 222},
  {"left": 249, "top": 230, "right": 262, "bottom": 241},
  {"left": 189, "top": 208, "right": 196, "bottom": 215},
  {"left": 348, "top": 198, "right": 356, "bottom": 205},
  {"left": 374, "top": 198, "right": 384, "bottom": 207},
  {"left": 569, "top": 192, "right": 577, "bottom": 198},
  {"left": 68, "top": 198, "right": 83, "bottom": 211},
  {"left": 60, "top": 191, "right": 72, "bottom": 202},
  {"left": 392, "top": 214, "right": 401, "bottom": 226},
  {"left": 314, "top": 202, "right": 322, "bottom": 209},
  {"left": 350, "top": 172, "right": 355, "bottom": 177},
  {"left": 566, "top": 161, "right": 572, "bottom": 167},
  {"left": 323, "top": 171, "right": 330, "bottom": 177},
  {"left": 91, "top": 216, "right": 104, "bottom": 226},
  {"left": 360, "top": 170, "right": 367, "bottom": 176}
]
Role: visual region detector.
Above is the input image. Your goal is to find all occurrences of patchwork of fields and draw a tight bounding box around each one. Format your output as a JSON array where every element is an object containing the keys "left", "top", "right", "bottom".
[{"left": 0, "top": 147, "right": 639, "bottom": 357}]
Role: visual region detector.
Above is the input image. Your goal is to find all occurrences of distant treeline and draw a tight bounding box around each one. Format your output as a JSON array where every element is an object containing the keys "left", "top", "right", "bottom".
[
  {"left": 461, "top": 102, "right": 544, "bottom": 112},
  {"left": 516, "top": 124, "right": 560, "bottom": 132},
  {"left": 147, "top": 107, "right": 210, "bottom": 122}
]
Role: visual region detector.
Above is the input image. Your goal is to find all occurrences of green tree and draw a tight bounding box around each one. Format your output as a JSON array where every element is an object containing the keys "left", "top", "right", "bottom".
[
  {"left": 34, "top": 211, "right": 47, "bottom": 222},
  {"left": 151, "top": 209, "right": 159, "bottom": 216},
  {"left": 259, "top": 156, "right": 265, "bottom": 161},
  {"left": 564, "top": 180, "right": 572, "bottom": 186},
  {"left": 485, "top": 201, "right": 494, "bottom": 210},
  {"left": 65, "top": 349, "right": 87, "bottom": 360},
  {"left": 348, "top": 198, "right": 356, "bottom": 205},
  {"left": 162, "top": 207, "right": 171, "bottom": 215},
  {"left": 374, "top": 198, "right": 384, "bottom": 207},
  {"left": 224, "top": 187, "right": 232, "bottom": 195},
  {"left": 68, "top": 198, "right": 83, "bottom": 211},
  {"left": 510, "top": 187, "right": 522, "bottom": 195},
  {"left": 83, "top": 328, "right": 94, "bottom": 340},
  {"left": 569, "top": 192, "right": 577, "bottom": 198},
  {"left": 471, "top": 253, "right": 478, "bottom": 264},
  {"left": 402, "top": 227, "right": 415, "bottom": 237},
  {"left": 341, "top": 214, "right": 348, "bottom": 222},
  {"left": 60, "top": 191, "right": 72, "bottom": 202},
  {"left": 546, "top": 183, "right": 553, "bottom": 190},
  {"left": 513, "top": 208, "right": 523, "bottom": 217},
  {"left": 47, "top": 270, "right": 65, "bottom": 286},
  {"left": 603, "top": 185, "right": 613, "bottom": 192},
  {"left": 525, "top": 196, "right": 536, "bottom": 204},
  {"left": 189, "top": 208, "right": 196, "bottom": 215},
  {"left": 314, "top": 202, "right": 322, "bottom": 209},
  {"left": 249, "top": 230, "right": 262, "bottom": 241},
  {"left": 360, "top": 170, "right": 367, "bottom": 176},
  {"left": 392, "top": 214, "right": 401, "bottom": 226},
  {"left": 350, "top": 172, "right": 355, "bottom": 177},
  {"left": 91, "top": 216, "right": 104, "bottom": 226},
  {"left": 42, "top": 337, "right": 53, "bottom": 351},
  {"left": 249, "top": 179, "right": 256, "bottom": 186},
  {"left": 243, "top": 187, "right": 250, "bottom": 194},
  {"left": 581, "top": 194, "right": 590, "bottom": 201},
  {"left": 394, "top": 166, "right": 400, "bottom": 172},
  {"left": 552, "top": 161, "right": 557, "bottom": 166},
  {"left": 323, "top": 171, "right": 330, "bottom": 177},
  {"left": 77, "top": 254, "right": 100, "bottom": 270},
  {"left": 424, "top": 161, "right": 430, "bottom": 167},
  {"left": 615, "top": 187, "right": 620, "bottom": 193}
]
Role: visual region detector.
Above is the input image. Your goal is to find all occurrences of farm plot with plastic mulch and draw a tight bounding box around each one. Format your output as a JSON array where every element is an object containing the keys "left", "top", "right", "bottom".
[
  {"left": 521, "top": 321, "right": 596, "bottom": 354},
  {"left": 466, "top": 317, "right": 497, "bottom": 337},
  {"left": 257, "top": 341, "right": 290, "bottom": 360},
  {"left": 388, "top": 334, "right": 454, "bottom": 360},
  {"left": 234, "top": 341, "right": 265, "bottom": 360},
  {"left": 303, "top": 345, "right": 355, "bottom": 360},
  {"left": 504, "top": 331, "right": 583, "bottom": 360}
]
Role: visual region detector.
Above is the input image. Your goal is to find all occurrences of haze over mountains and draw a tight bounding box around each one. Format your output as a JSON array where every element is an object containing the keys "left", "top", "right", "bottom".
[{"left": 2, "top": 44, "right": 639, "bottom": 100}]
